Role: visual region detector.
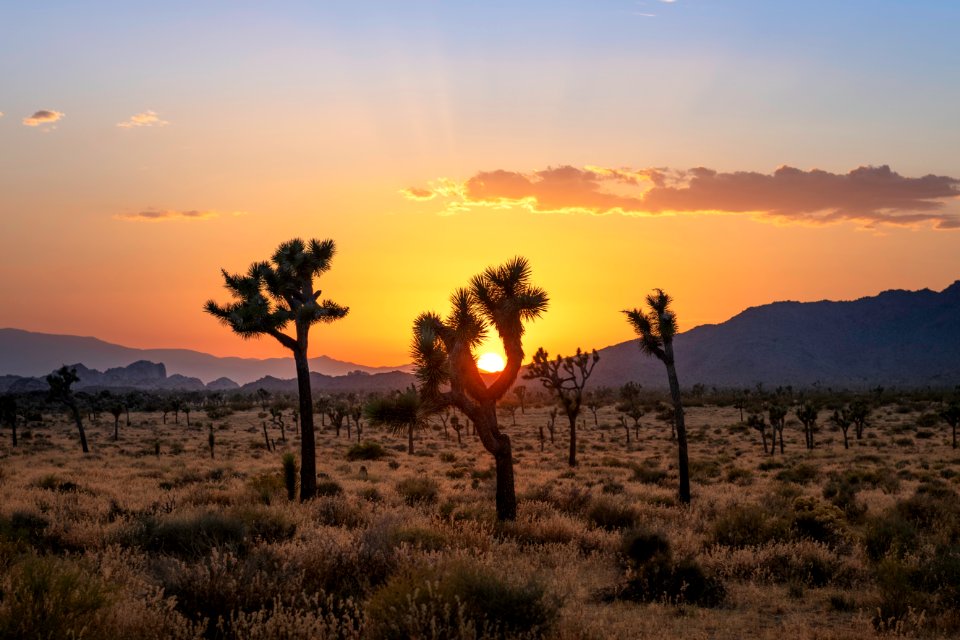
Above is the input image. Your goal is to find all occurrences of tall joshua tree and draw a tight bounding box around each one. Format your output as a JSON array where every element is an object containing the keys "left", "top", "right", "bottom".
[
  {"left": 205, "top": 238, "right": 348, "bottom": 501},
  {"left": 412, "top": 257, "right": 548, "bottom": 521},
  {"left": 47, "top": 366, "right": 89, "bottom": 453},
  {"left": 524, "top": 348, "right": 599, "bottom": 467},
  {"left": 623, "top": 289, "right": 691, "bottom": 504}
]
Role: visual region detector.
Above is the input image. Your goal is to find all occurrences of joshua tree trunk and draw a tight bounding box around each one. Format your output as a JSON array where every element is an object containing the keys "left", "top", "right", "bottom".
[
  {"left": 663, "top": 344, "right": 690, "bottom": 505},
  {"left": 473, "top": 404, "right": 517, "bottom": 521},
  {"left": 567, "top": 413, "right": 578, "bottom": 467},
  {"left": 407, "top": 424, "right": 414, "bottom": 454},
  {"left": 294, "top": 349, "right": 317, "bottom": 501},
  {"left": 69, "top": 403, "right": 89, "bottom": 454}
]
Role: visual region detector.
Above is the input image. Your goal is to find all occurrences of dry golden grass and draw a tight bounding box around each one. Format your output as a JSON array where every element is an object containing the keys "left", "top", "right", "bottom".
[{"left": 2, "top": 401, "right": 959, "bottom": 638}]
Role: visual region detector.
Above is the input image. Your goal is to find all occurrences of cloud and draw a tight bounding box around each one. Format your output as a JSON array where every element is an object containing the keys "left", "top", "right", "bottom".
[
  {"left": 400, "top": 187, "right": 436, "bottom": 201},
  {"left": 22, "top": 110, "right": 64, "bottom": 127},
  {"left": 117, "top": 110, "right": 169, "bottom": 128},
  {"left": 115, "top": 209, "right": 225, "bottom": 222},
  {"left": 405, "top": 164, "right": 960, "bottom": 230}
]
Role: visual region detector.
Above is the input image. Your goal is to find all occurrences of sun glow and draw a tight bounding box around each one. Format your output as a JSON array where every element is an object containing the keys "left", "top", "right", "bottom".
[{"left": 476, "top": 352, "right": 506, "bottom": 373}]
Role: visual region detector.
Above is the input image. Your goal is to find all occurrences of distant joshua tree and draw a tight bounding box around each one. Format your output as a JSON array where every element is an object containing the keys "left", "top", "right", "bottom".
[
  {"left": 365, "top": 387, "right": 424, "bottom": 454},
  {"left": 47, "top": 366, "right": 89, "bottom": 453},
  {"left": 108, "top": 402, "right": 124, "bottom": 441},
  {"left": 205, "top": 238, "right": 348, "bottom": 501},
  {"left": 623, "top": 289, "right": 691, "bottom": 504},
  {"left": 524, "top": 348, "right": 599, "bottom": 467},
  {"left": 940, "top": 399, "right": 960, "bottom": 449},
  {"left": 796, "top": 401, "right": 819, "bottom": 450},
  {"left": 849, "top": 399, "right": 871, "bottom": 440},
  {"left": 411, "top": 257, "right": 548, "bottom": 521},
  {"left": 747, "top": 412, "right": 769, "bottom": 454},
  {"left": 0, "top": 395, "right": 17, "bottom": 447},
  {"left": 512, "top": 385, "right": 527, "bottom": 414},
  {"left": 767, "top": 404, "right": 787, "bottom": 454},
  {"left": 830, "top": 407, "right": 853, "bottom": 450},
  {"left": 616, "top": 382, "right": 646, "bottom": 440}
]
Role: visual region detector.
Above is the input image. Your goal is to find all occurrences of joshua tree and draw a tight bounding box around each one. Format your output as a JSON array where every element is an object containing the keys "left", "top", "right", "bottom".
[
  {"left": 315, "top": 395, "right": 331, "bottom": 427},
  {"left": 512, "top": 385, "right": 527, "bottom": 414},
  {"left": 585, "top": 391, "right": 603, "bottom": 427},
  {"left": 624, "top": 289, "right": 691, "bottom": 504},
  {"left": 365, "top": 388, "right": 424, "bottom": 454},
  {"left": 498, "top": 396, "right": 520, "bottom": 426},
  {"left": 616, "top": 382, "right": 646, "bottom": 440},
  {"left": 256, "top": 388, "right": 271, "bottom": 412},
  {"left": 208, "top": 424, "right": 215, "bottom": 459},
  {"left": 47, "top": 366, "right": 89, "bottom": 453},
  {"left": 747, "top": 412, "right": 769, "bottom": 454},
  {"left": 0, "top": 395, "right": 17, "bottom": 447},
  {"left": 546, "top": 407, "right": 558, "bottom": 444},
  {"left": 350, "top": 400, "right": 363, "bottom": 443},
  {"left": 108, "top": 403, "right": 124, "bottom": 441},
  {"left": 524, "top": 347, "right": 599, "bottom": 467},
  {"left": 849, "top": 399, "right": 871, "bottom": 440},
  {"left": 450, "top": 414, "right": 463, "bottom": 445},
  {"left": 326, "top": 400, "right": 349, "bottom": 437},
  {"left": 270, "top": 405, "right": 286, "bottom": 442},
  {"left": 940, "top": 400, "right": 960, "bottom": 449},
  {"left": 830, "top": 407, "right": 853, "bottom": 450},
  {"left": 205, "top": 238, "right": 348, "bottom": 500},
  {"left": 412, "top": 257, "right": 548, "bottom": 521},
  {"left": 796, "top": 401, "right": 819, "bottom": 450},
  {"left": 768, "top": 404, "right": 787, "bottom": 454}
]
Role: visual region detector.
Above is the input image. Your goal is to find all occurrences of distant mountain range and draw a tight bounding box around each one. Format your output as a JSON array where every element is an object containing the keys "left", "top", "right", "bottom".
[
  {"left": 0, "top": 328, "right": 411, "bottom": 384},
  {"left": 1, "top": 280, "right": 958, "bottom": 393},
  {"left": 586, "top": 280, "right": 960, "bottom": 390}
]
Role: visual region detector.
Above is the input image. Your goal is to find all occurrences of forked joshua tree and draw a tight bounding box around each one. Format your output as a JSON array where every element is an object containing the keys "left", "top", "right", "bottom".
[
  {"left": 47, "top": 366, "right": 89, "bottom": 453},
  {"left": 524, "top": 347, "right": 599, "bottom": 467},
  {"left": 623, "top": 289, "right": 691, "bottom": 504},
  {"left": 412, "top": 257, "right": 548, "bottom": 521},
  {"left": 205, "top": 238, "right": 348, "bottom": 500}
]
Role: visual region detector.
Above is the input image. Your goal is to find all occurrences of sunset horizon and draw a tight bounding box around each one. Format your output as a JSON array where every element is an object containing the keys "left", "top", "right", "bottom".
[{"left": 3, "top": 2, "right": 959, "bottom": 367}]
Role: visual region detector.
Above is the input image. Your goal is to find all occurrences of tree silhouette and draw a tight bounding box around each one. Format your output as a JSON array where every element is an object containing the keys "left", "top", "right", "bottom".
[
  {"left": 623, "top": 289, "right": 691, "bottom": 504},
  {"left": 616, "top": 382, "right": 646, "bottom": 440},
  {"left": 796, "top": 401, "right": 819, "bottom": 450},
  {"left": 47, "top": 366, "right": 89, "bottom": 453},
  {"left": 940, "top": 399, "right": 960, "bottom": 449},
  {"left": 767, "top": 403, "right": 787, "bottom": 454},
  {"left": 411, "top": 257, "right": 548, "bottom": 521},
  {"left": 830, "top": 407, "right": 853, "bottom": 449},
  {"left": 524, "top": 347, "right": 599, "bottom": 467},
  {"left": 205, "top": 238, "right": 348, "bottom": 500},
  {"left": 512, "top": 385, "right": 527, "bottom": 414},
  {"left": 365, "top": 387, "right": 423, "bottom": 454},
  {"left": 0, "top": 395, "right": 17, "bottom": 447}
]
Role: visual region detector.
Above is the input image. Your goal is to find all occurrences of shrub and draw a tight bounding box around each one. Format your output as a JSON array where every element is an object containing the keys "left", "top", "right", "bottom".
[
  {"left": 316, "top": 479, "right": 344, "bottom": 498},
  {"left": 137, "top": 511, "right": 249, "bottom": 558},
  {"left": 710, "top": 504, "right": 789, "bottom": 548},
  {"left": 347, "top": 441, "right": 388, "bottom": 461},
  {"left": 586, "top": 497, "right": 638, "bottom": 530},
  {"left": 631, "top": 463, "right": 668, "bottom": 485},
  {"left": 615, "top": 529, "right": 725, "bottom": 607},
  {"left": 790, "top": 497, "right": 848, "bottom": 548},
  {"left": 366, "top": 559, "right": 557, "bottom": 640},
  {"left": 775, "top": 463, "right": 819, "bottom": 485},
  {"left": 0, "top": 556, "right": 112, "bottom": 639},
  {"left": 395, "top": 477, "right": 439, "bottom": 506}
]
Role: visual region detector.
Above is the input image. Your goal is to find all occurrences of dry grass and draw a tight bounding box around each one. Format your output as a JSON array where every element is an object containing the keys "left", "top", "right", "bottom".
[{"left": 2, "top": 401, "right": 959, "bottom": 638}]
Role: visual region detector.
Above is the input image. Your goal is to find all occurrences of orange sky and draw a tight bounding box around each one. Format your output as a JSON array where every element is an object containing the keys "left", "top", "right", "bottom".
[{"left": 2, "top": 2, "right": 959, "bottom": 366}]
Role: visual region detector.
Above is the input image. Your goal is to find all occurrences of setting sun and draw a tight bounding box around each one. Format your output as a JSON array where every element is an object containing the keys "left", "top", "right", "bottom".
[{"left": 476, "top": 352, "right": 506, "bottom": 373}]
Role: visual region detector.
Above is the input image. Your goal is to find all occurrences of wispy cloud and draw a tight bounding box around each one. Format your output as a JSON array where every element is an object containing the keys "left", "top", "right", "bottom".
[
  {"left": 405, "top": 164, "right": 960, "bottom": 230},
  {"left": 117, "top": 110, "right": 169, "bottom": 129},
  {"left": 22, "top": 110, "right": 64, "bottom": 127},
  {"left": 115, "top": 209, "right": 237, "bottom": 222}
]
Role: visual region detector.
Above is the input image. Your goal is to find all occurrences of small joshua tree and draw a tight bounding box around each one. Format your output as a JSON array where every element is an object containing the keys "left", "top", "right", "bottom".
[
  {"left": 524, "top": 347, "right": 599, "bottom": 467},
  {"left": 208, "top": 424, "right": 215, "bottom": 459},
  {"left": 282, "top": 452, "right": 298, "bottom": 500},
  {"left": 546, "top": 407, "right": 558, "bottom": 444},
  {"left": 205, "top": 238, "right": 348, "bottom": 501},
  {"left": 450, "top": 414, "right": 463, "bottom": 445},
  {"left": 109, "top": 403, "right": 124, "bottom": 441},
  {"left": 512, "top": 385, "right": 527, "bottom": 414},
  {"left": 0, "top": 395, "right": 18, "bottom": 447},
  {"left": 616, "top": 382, "right": 646, "bottom": 440},
  {"left": 940, "top": 400, "right": 960, "bottom": 449},
  {"left": 796, "top": 401, "right": 819, "bottom": 450},
  {"left": 412, "top": 257, "right": 548, "bottom": 521},
  {"left": 365, "top": 387, "right": 423, "bottom": 454},
  {"left": 747, "top": 412, "right": 769, "bottom": 454},
  {"left": 849, "top": 399, "right": 871, "bottom": 440},
  {"left": 768, "top": 404, "right": 787, "bottom": 455},
  {"left": 624, "top": 290, "right": 691, "bottom": 504},
  {"left": 47, "top": 366, "right": 89, "bottom": 453},
  {"left": 830, "top": 407, "right": 853, "bottom": 450}
]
